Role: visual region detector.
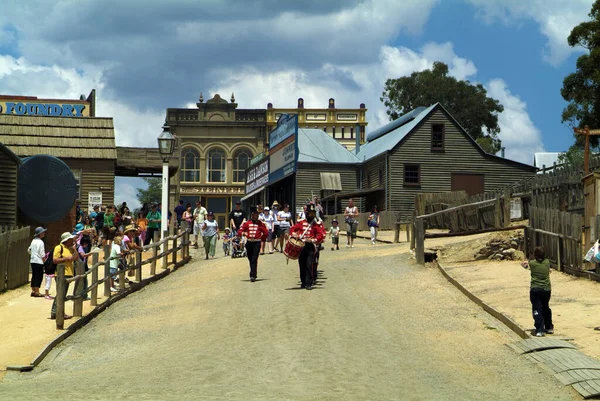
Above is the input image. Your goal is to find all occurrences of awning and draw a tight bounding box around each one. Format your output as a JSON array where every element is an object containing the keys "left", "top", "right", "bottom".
[
  {"left": 240, "top": 186, "right": 266, "bottom": 202},
  {"left": 320, "top": 187, "right": 385, "bottom": 202},
  {"left": 320, "top": 172, "right": 342, "bottom": 191}
]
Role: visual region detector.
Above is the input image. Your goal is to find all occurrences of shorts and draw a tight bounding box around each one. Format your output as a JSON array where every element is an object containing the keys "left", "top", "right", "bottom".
[
  {"left": 268, "top": 230, "right": 275, "bottom": 241},
  {"left": 273, "top": 225, "right": 281, "bottom": 238},
  {"left": 103, "top": 226, "right": 117, "bottom": 240},
  {"left": 110, "top": 267, "right": 118, "bottom": 279},
  {"left": 346, "top": 221, "right": 357, "bottom": 238},
  {"left": 332, "top": 237, "right": 339, "bottom": 245},
  {"left": 280, "top": 226, "right": 290, "bottom": 235},
  {"left": 193, "top": 222, "right": 203, "bottom": 236}
]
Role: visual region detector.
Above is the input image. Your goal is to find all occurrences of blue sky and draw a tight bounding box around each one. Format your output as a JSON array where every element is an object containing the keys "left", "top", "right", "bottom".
[{"left": 0, "top": 0, "right": 594, "bottom": 210}]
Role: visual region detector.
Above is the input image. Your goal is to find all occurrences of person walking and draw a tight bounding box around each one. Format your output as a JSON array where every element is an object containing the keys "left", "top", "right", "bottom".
[
  {"left": 145, "top": 204, "right": 161, "bottom": 246},
  {"left": 237, "top": 206, "right": 269, "bottom": 282},
  {"left": 50, "top": 232, "right": 78, "bottom": 320},
  {"left": 290, "top": 203, "right": 326, "bottom": 290},
  {"left": 229, "top": 201, "right": 246, "bottom": 233},
  {"left": 202, "top": 212, "right": 220, "bottom": 260},
  {"left": 174, "top": 200, "right": 185, "bottom": 229},
  {"left": 182, "top": 204, "right": 193, "bottom": 232},
  {"left": 136, "top": 212, "right": 148, "bottom": 245},
  {"left": 344, "top": 198, "right": 358, "bottom": 248},
  {"left": 276, "top": 204, "right": 293, "bottom": 253},
  {"left": 329, "top": 219, "right": 340, "bottom": 251},
  {"left": 368, "top": 205, "right": 380, "bottom": 245},
  {"left": 193, "top": 200, "right": 208, "bottom": 250},
  {"left": 28, "top": 226, "right": 47, "bottom": 297},
  {"left": 103, "top": 205, "right": 117, "bottom": 246},
  {"left": 260, "top": 206, "right": 274, "bottom": 254},
  {"left": 521, "top": 246, "right": 554, "bottom": 337},
  {"left": 271, "top": 201, "right": 281, "bottom": 252}
]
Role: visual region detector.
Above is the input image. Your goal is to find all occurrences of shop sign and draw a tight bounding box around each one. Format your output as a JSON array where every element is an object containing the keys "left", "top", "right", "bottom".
[
  {"left": 249, "top": 152, "right": 265, "bottom": 167},
  {"left": 337, "top": 113, "right": 357, "bottom": 121},
  {"left": 88, "top": 192, "right": 102, "bottom": 208},
  {"left": 269, "top": 113, "right": 298, "bottom": 149},
  {"left": 246, "top": 158, "right": 269, "bottom": 194},
  {"left": 180, "top": 186, "right": 244, "bottom": 194},
  {"left": 0, "top": 101, "right": 88, "bottom": 117},
  {"left": 306, "top": 113, "right": 326, "bottom": 121},
  {"left": 269, "top": 138, "right": 296, "bottom": 182}
]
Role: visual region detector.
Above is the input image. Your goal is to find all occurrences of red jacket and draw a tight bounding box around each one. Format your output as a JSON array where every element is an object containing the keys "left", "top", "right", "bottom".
[
  {"left": 237, "top": 219, "right": 269, "bottom": 241},
  {"left": 290, "top": 220, "right": 326, "bottom": 244}
]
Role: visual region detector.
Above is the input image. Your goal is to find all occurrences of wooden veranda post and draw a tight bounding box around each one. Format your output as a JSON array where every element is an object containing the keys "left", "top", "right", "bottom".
[
  {"left": 135, "top": 250, "right": 142, "bottom": 282},
  {"left": 415, "top": 218, "right": 425, "bottom": 264},
  {"left": 55, "top": 265, "right": 65, "bottom": 330},
  {"left": 91, "top": 253, "right": 98, "bottom": 306},
  {"left": 162, "top": 230, "right": 168, "bottom": 269}
]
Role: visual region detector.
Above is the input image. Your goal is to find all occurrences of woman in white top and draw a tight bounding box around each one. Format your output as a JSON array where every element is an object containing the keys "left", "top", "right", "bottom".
[
  {"left": 276, "top": 204, "right": 294, "bottom": 253},
  {"left": 344, "top": 198, "right": 358, "bottom": 248},
  {"left": 260, "top": 207, "right": 275, "bottom": 254},
  {"left": 28, "top": 227, "right": 47, "bottom": 297}
]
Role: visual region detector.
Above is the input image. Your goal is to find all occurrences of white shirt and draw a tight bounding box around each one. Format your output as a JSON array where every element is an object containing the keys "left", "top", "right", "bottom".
[
  {"left": 28, "top": 237, "right": 45, "bottom": 264},
  {"left": 194, "top": 206, "right": 208, "bottom": 224},
  {"left": 271, "top": 209, "right": 280, "bottom": 226},
  {"left": 277, "top": 211, "right": 292, "bottom": 228},
  {"left": 261, "top": 213, "right": 274, "bottom": 230}
]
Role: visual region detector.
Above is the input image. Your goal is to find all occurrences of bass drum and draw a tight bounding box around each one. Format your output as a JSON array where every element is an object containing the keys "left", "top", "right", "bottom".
[
  {"left": 18, "top": 155, "right": 78, "bottom": 223},
  {"left": 283, "top": 237, "right": 305, "bottom": 260}
]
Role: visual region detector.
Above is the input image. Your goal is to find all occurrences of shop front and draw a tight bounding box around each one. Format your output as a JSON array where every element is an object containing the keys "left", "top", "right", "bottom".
[
  {"left": 180, "top": 186, "right": 244, "bottom": 228},
  {"left": 241, "top": 156, "right": 269, "bottom": 209}
]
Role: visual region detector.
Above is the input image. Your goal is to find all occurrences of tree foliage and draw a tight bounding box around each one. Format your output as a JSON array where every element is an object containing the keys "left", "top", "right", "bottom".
[
  {"left": 561, "top": 0, "right": 600, "bottom": 146},
  {"left": 136, "top": 178, "right": 162, "bottom": 207},
  {"left": 380, "top": 61, "right": 504, "bottom": 154}
]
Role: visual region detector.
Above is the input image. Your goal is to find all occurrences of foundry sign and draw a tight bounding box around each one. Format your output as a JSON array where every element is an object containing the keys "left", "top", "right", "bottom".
[{"left": 0, "top": 102, "right": 88, "bottom": 117}]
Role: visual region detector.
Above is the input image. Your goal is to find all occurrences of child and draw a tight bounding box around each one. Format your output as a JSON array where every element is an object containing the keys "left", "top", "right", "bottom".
[
  {"left": 43, "top": 251, "right": 55, "bottom": 300},
  {"left": 521, "top": 246, "right": 553, "bottom": 337},
  {"left": 329, "top": 218, "right": 340, "bottom": 251},
  {"left": 223, "top": 227, "right": 232, "bottom": 256}
]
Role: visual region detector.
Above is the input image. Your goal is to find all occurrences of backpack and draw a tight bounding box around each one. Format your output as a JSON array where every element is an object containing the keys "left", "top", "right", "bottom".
[{"left": 44, "top": 244, "right": 62, "bottom": 275}]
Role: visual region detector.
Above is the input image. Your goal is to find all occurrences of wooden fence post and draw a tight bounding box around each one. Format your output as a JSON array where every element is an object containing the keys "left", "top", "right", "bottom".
[
  {"left": 557, "top": 237, "right": 562, "bottom": 272},
  {"left": 393, "top": 223, "right": 400, "bottom": 243},
  {"left": 494, "top": 197, "right": 502, "bottom": 228},
  {"left": 135, "top": 250, "right": 142, "bottom": 282},
  {"left": 73, "top": 261, "right": 84, "bottom": 317},
  {"left": 150, "top": 244, "right": 157, "bottom": 275},
  {"left": 104, "top": 245, "right": 111, "bottom": 297},
  {"left": 415, "top": 218, "right": 425, "bottom": 265},
  {"left": 162, "top": 230, "right": 168, "bottom": 269},
  {"left": 91, "top": 253, "right": 98, "bottom": 307},
  {"left": 56, "top": 264, "right": 65, "bottom": 330},
  {"left": 172, "top": 235, "right": 178, "bottom": 266},
  {"left": 185, "top": 230, "right": 190, "bottom": 259},
  {"left": 118, "top": 260, "right": 126, "bottom": 291}
]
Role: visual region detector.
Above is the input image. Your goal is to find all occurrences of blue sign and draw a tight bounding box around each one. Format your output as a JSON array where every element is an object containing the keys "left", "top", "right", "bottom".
[
  {"left": 269, "top": 114, "right": 297, "bottom": 149},
  {"left": 0, "top": 102, "right": 87, "bottom": 117},
  {"left": 269, "top": 136, "right": 296, "bottom": 183}
]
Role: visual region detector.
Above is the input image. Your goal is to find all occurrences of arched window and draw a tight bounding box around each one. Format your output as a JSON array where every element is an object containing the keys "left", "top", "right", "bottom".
[
  {"left": 207, "top": 148, "right": 226, "bottom": 183},
  {"left": 180, "top": 147, "right": 200, "bottom": 182},
  {"left": 233, "top": 148, "right": 252, "bottom": 183}
]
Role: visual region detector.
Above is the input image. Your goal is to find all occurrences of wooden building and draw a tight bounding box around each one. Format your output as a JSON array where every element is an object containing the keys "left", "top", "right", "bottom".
[
  {"left": 356, "top": 103, "right": 537, "bottom": 220},
  {"left": 166, "top": 93, "right": 266, "bottom": 228},
  {"left": 0, "top": 143, "right": 21, "bottom": 226},
  {"left": 0, "top": 101, "right": 116, "bottom": 212},
  {"left": 267, "top": 98, "right": 368, "bottom": 151}
]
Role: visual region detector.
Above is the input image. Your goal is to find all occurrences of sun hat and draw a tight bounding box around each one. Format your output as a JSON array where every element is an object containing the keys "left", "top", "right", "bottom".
[
  {"left": 263, "top": 206, "right": 270, "bottom": 211},
  {"left": 124, "top": 224, "right": 137, "bottom": 234},
  {"left": 224, "top": 227, "right": 231, "bottom": 231},
  {"left": 60, "top": 232, "right": 75, "bottom": 243},
  {"left": 75, "top": 223, "right": 84, "bottom": 232},
  {"left": 34, "top": 227, "right": 47, "bottom": 237},
  {"left": 208, "top": 211, "right": 214, "bottom": 216},
  {"left": 272, "top": 200, "right": 279, "bottom": 207}
]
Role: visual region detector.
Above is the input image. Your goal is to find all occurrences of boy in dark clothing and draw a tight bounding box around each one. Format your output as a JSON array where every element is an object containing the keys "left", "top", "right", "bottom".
[{"left": 522, "top": 246, "right": 553, "bottom": 337}]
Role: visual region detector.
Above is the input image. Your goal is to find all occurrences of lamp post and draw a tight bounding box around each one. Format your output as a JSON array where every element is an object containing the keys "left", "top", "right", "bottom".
[{"left": 157, "top": 122, "right": 176, "bottom": 240}]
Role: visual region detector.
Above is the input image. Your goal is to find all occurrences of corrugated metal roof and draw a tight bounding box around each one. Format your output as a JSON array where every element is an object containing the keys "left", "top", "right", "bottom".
[
  {"left": 0, "top": 114, "right": 116, "bottom": 159},
  {"left": 297, "top": 128, "right": 360, "bottom": 164},
  {"left": 534, "top": 152, "right": 560, "bottom": 168},
  {"left": 356, "top": 104, "right": 438, "bottom": 161}
]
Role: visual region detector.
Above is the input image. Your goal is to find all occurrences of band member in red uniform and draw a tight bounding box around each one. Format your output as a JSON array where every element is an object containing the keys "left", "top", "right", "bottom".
[
  {"left": 290, "top": 203, "right": 326, "bottom": 290},
  {"left": 237, "top": 206, "right": 269, "bottom": 282}
]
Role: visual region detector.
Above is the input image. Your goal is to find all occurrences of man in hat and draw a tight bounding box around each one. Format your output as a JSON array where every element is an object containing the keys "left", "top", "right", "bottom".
[
  {"left": 290, "top": 203, "right": 326, "bottom": 290},
  {"left": 50, "top": 232, "right": 79, "bottom": 320},
  {"left": 237, "top": 206, "right": 269, "bottom": 282},
  {"left": 123, "top": 225, "right": 142, "bottom": 277}
]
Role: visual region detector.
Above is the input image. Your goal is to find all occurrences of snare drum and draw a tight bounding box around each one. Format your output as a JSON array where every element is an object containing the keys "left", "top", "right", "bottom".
[{"left": 283, "top": 237, "right": 305, "bottom": 260}]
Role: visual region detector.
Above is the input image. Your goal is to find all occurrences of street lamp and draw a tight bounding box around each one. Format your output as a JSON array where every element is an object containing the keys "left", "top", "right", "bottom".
[{"left": 157, "top": 122, "right": 176, "bottom": 239}]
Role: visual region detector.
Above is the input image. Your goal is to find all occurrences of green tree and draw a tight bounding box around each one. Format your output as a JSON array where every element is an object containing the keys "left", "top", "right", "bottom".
[
  {"left": 380, "top": 61, "right": 504, "bottom": 154},
  {"left": 136, "top": 178, "right": 162, "bottom": 207},
  {"left": 557, "top": 144, "right": 585, "bottom": 167},
  {"left": 561, "top": 0, "right": 600, "bottom": 148}
]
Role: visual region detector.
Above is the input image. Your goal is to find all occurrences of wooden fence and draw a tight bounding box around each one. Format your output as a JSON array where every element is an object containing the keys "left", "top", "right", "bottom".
[
  {"left": 0, "top": 226, "right": 31, "bottom": 292},
  {"left": 323, "top": 211, "right": 399, "bottom": 231},
  {"left": 525, "top": 206, "right": 583, "bottom": 272},
  {"left": 54, "top": 229, "right": 191, "bottom": 329}
]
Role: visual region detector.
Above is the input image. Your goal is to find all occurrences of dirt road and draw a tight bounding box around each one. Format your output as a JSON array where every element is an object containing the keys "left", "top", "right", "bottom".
[{"left": 0, "top": 241, "right": 579, "bottom": 400}]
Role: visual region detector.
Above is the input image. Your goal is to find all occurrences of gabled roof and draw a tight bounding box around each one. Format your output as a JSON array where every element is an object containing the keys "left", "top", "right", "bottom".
[
  {"left": 0, "top": 142, "right": 22, "bottom": 165},
  {"left": 297, "top": 128, "right": 360, "bottom": 164},
  {"left": 356, "top": 104, "right": 437, "bottom": 161},
  {"left": 0, "top": 114, "right": 116, "bottom": 159}
]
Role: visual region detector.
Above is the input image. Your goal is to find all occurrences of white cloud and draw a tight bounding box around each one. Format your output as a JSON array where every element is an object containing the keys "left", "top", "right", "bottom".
[
  {"left": 115, "top": 177, "right": 145, "bottom": 212},
  {"left": 486, "top": 79, "right": 544, "bottom": 164},
  {"left": 467, "top": 0, "right": 594, "bottom": 65}
]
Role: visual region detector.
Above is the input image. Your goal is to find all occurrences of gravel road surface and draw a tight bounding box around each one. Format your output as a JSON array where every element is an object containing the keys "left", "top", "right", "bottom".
[{"left": 0, "top": 241, "right": 580, "bottom": 400}]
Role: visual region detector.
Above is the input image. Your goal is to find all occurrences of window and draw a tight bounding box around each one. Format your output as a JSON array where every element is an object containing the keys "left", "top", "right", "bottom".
[
  {"left": 233, "top": 148, "right": 252, "bottom": 183},
  {"left": 332, "top": 126, "right": 336, "bottom": 138},
  {"left": 431, "top": 124, "right": 445, "bottom": 150},
  {"left": 207, "top": 148, "right": 226, "bottom": 183},
  {"left": 323, "top": 126, "right": 327, "bottom": 133},
  {"left": 341, "top": 127, "right": 345, "bottom": 139},
  {"left": 180, "top": 148, "right": 200, "bottom": 182},
  {"left": 350, "top": 126, "right": 354, "bottom": 139},
  {"left": 404, "top": 164, "right": 420, "bottom": 185}
]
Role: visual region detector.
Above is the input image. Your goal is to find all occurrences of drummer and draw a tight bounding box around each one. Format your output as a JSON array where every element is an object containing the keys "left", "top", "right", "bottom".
[
  {"left": 289, "top": 203, "right": 326, "bottom": 290},
  {"left": 237, "top": 206, "right": 269, "bottom": 282}
]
